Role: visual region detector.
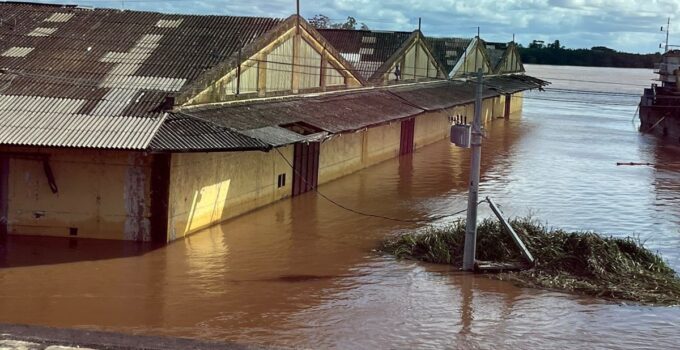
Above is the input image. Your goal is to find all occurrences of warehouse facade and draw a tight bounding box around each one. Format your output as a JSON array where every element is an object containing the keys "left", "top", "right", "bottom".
[{"left": 0, "top": 2, "right": 546, "bottom": 242}]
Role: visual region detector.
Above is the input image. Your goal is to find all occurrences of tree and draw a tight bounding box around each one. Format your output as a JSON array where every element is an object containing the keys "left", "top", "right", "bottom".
[
  {"left": 307, "top": 15, "right": 369, "bottom": 30},
  {"left": 529, "top": 40, "right": 545, "bottom": 49},
  {"left": 308, "top": 14, "right": 331, "bottom": 29},
  {"left": 547, "top": 40, "right": 562, "bottom": 50}
]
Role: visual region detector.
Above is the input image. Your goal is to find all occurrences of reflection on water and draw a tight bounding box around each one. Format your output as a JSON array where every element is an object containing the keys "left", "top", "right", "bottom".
[{"left": 0, "top": 65, "right": 679, "bottom": 349}]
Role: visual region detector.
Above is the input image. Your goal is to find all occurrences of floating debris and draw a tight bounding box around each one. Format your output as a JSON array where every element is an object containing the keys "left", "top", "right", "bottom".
[{"left": 382, "top": 218, "right": 680, "bottom": 305}]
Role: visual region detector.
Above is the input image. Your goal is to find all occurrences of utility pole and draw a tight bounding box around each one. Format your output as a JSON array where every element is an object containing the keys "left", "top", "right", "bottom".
[
  {"left": 665, "top": 17, "right": 671, "bottom": 53},
  {"left": 462, "top": 68, "right": 483, "bottom": 271}
]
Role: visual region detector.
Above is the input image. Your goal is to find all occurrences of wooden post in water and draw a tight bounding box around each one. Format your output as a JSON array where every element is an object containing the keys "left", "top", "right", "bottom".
[{"left": 462, "top": 69, "right": 484, "bottom": 271}]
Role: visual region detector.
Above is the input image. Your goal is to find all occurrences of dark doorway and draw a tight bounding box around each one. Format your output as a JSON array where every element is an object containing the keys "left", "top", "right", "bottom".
[
  {"left": 150, "top": 154, "right": 171, "bottom": 243},
  {"left": 292, "top": 142, "right": 320, "bottom": 197},
  {"left": 0, "top": 155, "right": 8, "bottom": 236},
  {"left": 400, "top": 118, "right": 415, "bottom": 155},
  {"left": 504, "top": 94, "right": 512, "bottom": 118}
]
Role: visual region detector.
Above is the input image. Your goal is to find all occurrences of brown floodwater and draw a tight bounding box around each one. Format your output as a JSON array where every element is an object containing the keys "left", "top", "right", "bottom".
[{"left": 1, "top": 65, "right": 679, "bottom": 349}]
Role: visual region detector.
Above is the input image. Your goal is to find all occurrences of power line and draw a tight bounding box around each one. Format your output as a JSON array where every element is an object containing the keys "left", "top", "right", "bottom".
[{"left": 273, "top": 147, "right": 473, "bottom": 224}]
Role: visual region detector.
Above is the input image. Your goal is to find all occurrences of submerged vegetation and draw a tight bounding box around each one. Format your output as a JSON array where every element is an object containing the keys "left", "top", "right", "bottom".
[{"left": 382, "top": 218, "right": 680, "bottom": 305}]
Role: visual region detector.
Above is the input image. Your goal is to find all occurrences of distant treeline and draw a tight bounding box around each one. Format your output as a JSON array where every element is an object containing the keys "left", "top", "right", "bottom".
[{"left": 519, "top": 40, "right": 661, "bottom": 68}]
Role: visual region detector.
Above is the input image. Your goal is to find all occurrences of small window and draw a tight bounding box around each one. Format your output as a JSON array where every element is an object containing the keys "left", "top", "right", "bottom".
[{"left": 277, "top": 173, "right": 286, "bottom": 188}]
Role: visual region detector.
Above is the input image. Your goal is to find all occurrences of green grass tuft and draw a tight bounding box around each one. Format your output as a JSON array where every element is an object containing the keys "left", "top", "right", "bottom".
[{"left": 381, "top": 217, "right": 680, "bottom": 305}]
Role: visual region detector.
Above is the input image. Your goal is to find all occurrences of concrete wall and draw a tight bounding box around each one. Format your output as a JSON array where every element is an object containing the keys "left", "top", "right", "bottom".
[
  {"left": 166, "top": 146, "right": 293, "bottom": 241},
  {"left": 0, "top": 147, "right": 153, "bottom": 240},
  {"left": 317, "top": 122, "right": 403, "bottom": 185}
]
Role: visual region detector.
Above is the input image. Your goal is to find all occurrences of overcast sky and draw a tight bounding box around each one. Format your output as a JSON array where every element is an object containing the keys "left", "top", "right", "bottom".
[{"left": 26, "top": 0, "right": 677, "bottom": 53}]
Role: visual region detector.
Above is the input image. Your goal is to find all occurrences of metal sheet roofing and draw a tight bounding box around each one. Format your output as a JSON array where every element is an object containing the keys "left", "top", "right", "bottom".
[
  {"left": 318, "top": 29, "right": 414, "bottom": 81},
  {"left": 149, "top": 113, "right": 268, "bottom": 151},
  {"left": 0, "top": 1, "right": 282, "bottom": 150},
  {"left": 179, "top": 74, "right": 549, "bottom": 147},
  {"left": 0, "top": 95, "right": 165, "bottom": 149},
  {"left": 426, "top": 37, "right": 473, "bottom": 75},
  {"left": 240, "top": 126, "right": 311, "bottom": 148},
  {"left": 485, "top": 42, "right": 508, "bottom": 70},
  {"left": 181, "top": 89, "right": 424, "bottom": 146},
  {"left": 484, "top": 74, "right": 550, "bottom": 94}
]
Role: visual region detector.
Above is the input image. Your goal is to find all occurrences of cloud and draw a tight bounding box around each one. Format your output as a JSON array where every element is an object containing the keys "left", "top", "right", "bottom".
[{"left": 26, "top": 0, "right": 673, "bottom": 52}]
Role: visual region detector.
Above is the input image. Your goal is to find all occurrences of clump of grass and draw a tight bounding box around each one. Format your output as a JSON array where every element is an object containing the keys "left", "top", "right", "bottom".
[{"left": 382, "top": 217, "right": 680, "bottom": 305}]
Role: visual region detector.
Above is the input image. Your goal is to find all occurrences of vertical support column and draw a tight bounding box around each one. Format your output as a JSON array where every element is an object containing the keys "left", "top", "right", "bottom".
[
  {"left": 504, "top": 93, "right": 511, "bottom": 119},
  {"left": 0, "top": 155, "right": 9, "bottom": 237},
  {"left": 257, "top": 54, "right": 267, "bottom": 97},
  {"left": 292, "top": 29, "right": 301, "bottom": 93},
  {"left": 150, "top": 153, "right": 171, "bottom": 243},
  {"left": 320, "top": 54, "right": 327, "bottom": 92},
  {"left": 463, "top": 69, "right": 484, "bottom": 271}
]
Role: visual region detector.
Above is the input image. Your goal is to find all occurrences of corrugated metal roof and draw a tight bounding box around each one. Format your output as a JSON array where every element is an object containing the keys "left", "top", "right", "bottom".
[
  {"left": 484, "top": 74, "right": 549, "bottom": 94},
  {"left": 318, "top": 29, "right": 414, "bottom": 81},
  {"left": 0, "top": 2, "right": 282, "bottom": 150},
  {"left": 485, "top": 42, "right": 507, "bottom": 70},
  {"left": 426, "top": 37, "right": 473, "bottom": 75},
  {"left": 149, "top": 113, "right": 269, "bottom": 152},
  {"left": 181, "top": 89, "right": 424, "bottom": 146},
  {"left": 389, "top": 80, "right": 493, "bottom": 111},
  {"left": 0, "top": 95, "right": 165, "bottom": 149},
  {"left": 240, "top": 126, "right": 312, "bottom": 147}
]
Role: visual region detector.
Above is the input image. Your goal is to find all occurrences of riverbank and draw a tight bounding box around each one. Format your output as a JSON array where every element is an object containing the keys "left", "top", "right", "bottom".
[{"left": 382, "top": 218, "right": 680, "bottom": 305}]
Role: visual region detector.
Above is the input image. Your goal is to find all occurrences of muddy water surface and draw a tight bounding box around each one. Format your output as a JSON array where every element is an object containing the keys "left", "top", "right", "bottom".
[{"left": 1, "top": 65, "right": 679, "bottom": 349}]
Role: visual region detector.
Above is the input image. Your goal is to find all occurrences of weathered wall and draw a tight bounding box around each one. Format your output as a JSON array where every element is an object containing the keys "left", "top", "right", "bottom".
[
  {"left": 318, "top": 132, "right": 365, "bottom": 185},
  {"left": 0, "top": 147, "right": 153, "bottom": 240},
  {"left": 364, "top": 121, "right": 401, "bottom": 165},
  {"left": 166, "top": 146, "right": 293, "bottom": 241},
  {"left": 510, "top": 92, "right": 524, "bottom": 114},
  {"left": 414, "top": 110, "right": 449, "bottom": 148},
  {"left": 318, "top": 122, "right": 407, "bottom": 185}
]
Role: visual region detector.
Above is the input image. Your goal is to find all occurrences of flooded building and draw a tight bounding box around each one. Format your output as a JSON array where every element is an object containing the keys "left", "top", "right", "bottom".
[
  {"left": 0, "top": 2, "right": 545, "bottom": 243},
  {"left": 640, "top": 50, "right": 680, "bottom": 142}
]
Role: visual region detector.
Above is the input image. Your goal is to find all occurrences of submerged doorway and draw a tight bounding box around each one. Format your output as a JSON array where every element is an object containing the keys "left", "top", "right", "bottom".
[
  {"left": 292, "top": 142, "right": 320, "bottom": 197},
  {"left": 400, "top": 118, "right": 415, "bottom": 155},
  {"left": 0, "top": 155, "right": 8, "bottom": 236}
]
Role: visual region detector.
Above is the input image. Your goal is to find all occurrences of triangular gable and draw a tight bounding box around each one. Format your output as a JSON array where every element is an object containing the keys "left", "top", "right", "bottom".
[
  {"left": 494, "top": 43, "right": 525, "bottom": 74},
  {"left": 177, "top": 15, "right": 365, "bottom": 106},
  {"left": 448, "top": 37, "right": 492, "bottom": 78},
  {"left": 376, "top": 31, "right": 448, "bottom": 84}
]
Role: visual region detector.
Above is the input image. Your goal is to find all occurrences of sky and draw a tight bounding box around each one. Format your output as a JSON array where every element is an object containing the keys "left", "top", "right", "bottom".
[{"left": 23, "top": 0, "right": 678, "bottom": 53}]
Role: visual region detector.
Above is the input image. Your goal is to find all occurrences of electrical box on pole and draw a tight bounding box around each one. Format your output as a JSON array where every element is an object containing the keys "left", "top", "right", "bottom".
[{"left": 450, "top": 124, "right": 471, "bottom": 148}]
